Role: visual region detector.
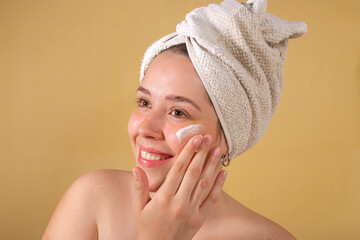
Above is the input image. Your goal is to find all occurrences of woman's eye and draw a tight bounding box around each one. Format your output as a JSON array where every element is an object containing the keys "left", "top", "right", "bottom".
[
  {"left": 137, "top": 98, "right": 151, "bottom": 108},
  {"left": 171, "top": 109, "right": 186, "bottom": 118}
]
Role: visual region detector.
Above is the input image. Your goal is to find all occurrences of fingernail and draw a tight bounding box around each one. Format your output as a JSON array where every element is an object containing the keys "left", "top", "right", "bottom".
[
  {"left": 204, "top": 135, "right": 212, "bottom": 145},
  {"left": 194, "top": 135, "right": 203, "bottom": 146},
  {"left": 132, "top": 169, "right": 139, "bottom": 181},
  {"left": 213, "top": 147, "right": 221, "bottom": 157}
]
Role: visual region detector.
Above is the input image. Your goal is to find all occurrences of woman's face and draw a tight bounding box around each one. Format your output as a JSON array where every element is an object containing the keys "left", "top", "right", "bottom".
[{"left": 128, "top": 51, "right": 227, "bottom": 191}]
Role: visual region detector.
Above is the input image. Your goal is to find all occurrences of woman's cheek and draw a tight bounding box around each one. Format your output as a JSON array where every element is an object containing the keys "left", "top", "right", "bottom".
[
  {"left": 128, "top": 112, "right": 142, "bottom": 145},
  {"left": 164, "top": 124, "right": 208, "bottom": 155},
  {"left": 163, "top": 125, "right": 186, "bottom": 155}
]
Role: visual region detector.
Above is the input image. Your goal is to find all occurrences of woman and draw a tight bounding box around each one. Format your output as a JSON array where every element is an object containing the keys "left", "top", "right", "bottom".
[{"left": 43, "top": 0, "right": 306, "bottom": 239}]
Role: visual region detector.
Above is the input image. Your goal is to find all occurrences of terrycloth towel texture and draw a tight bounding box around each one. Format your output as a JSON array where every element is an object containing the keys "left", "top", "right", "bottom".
[{"left": 140, "top": 0, "right": 307, "bottom": 160}]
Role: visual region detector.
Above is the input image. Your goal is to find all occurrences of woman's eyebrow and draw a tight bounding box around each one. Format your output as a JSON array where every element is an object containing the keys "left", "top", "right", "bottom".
[
  {"left": 137, "top": 86, "right": 151, "bottom": 96},
  {"left": 165, "top": 95, "right": 202, "bottom": 111}
]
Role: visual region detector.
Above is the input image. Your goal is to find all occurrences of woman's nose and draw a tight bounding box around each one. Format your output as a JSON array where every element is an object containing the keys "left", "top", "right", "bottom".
[{"left": 137, "top": 112, "right": 164, "bottom": 139}]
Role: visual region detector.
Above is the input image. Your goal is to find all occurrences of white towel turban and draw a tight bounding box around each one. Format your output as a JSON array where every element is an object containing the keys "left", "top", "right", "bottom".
[{"left": 140, "top": 0, "right": 307, "bottom": 160}]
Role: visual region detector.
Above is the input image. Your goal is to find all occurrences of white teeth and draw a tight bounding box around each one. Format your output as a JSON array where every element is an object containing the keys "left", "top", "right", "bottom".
[{"left": 140, "top": 150, "right": 168, "bottom": 161}]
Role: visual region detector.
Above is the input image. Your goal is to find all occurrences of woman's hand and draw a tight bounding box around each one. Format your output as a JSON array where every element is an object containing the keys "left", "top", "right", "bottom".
[{"left": 132, "top": 135, "right": 227, "bottom": 240}]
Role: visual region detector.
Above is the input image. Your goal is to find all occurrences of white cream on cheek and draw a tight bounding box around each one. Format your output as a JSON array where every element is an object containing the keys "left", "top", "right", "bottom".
[{"left": 176, "top": 124, "right": 204, "bottom": 142}]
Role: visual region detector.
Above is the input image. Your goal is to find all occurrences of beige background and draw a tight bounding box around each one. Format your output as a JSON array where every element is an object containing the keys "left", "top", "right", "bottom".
[{"left": 1, "top": 0, "right": 359, "bottom": 239}]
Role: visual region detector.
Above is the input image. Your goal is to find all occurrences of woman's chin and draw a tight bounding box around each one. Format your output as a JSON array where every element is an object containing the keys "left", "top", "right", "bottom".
[
  {"left": 148, "top": 176, "right": 165, "bottom": 192},
  {"left": 136, "top": 161, "right": 172, "bottom": 192}
]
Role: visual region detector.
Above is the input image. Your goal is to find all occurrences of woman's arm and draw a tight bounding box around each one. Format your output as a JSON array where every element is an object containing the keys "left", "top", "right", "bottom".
[{"left": 42, "top": 173, "right": 98, "bottom": 240}]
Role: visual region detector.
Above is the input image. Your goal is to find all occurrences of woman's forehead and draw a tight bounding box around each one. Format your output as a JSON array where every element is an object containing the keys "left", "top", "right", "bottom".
[{"left": 141, "top": 52, "right": 210, "bottom": 103}]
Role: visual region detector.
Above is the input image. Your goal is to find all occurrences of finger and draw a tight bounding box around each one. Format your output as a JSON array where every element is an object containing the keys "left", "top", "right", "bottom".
[
  {"left": 159, "top": 135, "right": 203, "bottom": 195},
  {"left": 176, "top": 135, "right": 212, "bottom": 200},
  {"left": 200, "top": 170, "right": 227, "bottom": 213},
  {"left": 190, "top": 146, "right": 222, "bottom": 206},
  {"left": 132, "top": 167, "right": 150, "bottom": 212}
]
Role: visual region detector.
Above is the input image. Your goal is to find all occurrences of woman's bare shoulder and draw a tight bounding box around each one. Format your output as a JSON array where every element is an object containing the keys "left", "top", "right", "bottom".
[
  {"left": 226, "top": 192, "right": 296, "bottom": 240},
  {"left": 80, "top": 169, "right": 134, "bottom": 192},
  {"left": 42, "top": 169, "right": 134, "bottom": 240},
  {"left": 61, "top": 169, "right": 134, "bottom": 205},
  {"left": 202, "top": 191, "right": 297, "bottom": 240}
]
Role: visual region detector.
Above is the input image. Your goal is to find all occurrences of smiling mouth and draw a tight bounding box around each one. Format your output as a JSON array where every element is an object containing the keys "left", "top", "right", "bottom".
[
  {"left": 138, "top": 146, "right": 173, "bottom": 167},
  {"left": 140, "top": 150, "right": 171, "bottom": 161}
]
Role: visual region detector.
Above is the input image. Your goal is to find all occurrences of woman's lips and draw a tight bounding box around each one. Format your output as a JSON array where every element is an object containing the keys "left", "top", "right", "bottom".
[{"left": 138, "top": 145, "right": 173, "bottom": 168}]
